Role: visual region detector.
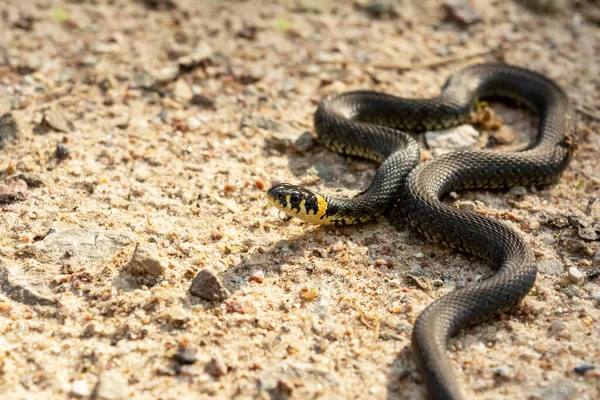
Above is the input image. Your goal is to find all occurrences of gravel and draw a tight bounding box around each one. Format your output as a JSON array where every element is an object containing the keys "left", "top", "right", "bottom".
[{"left": 0, "top": 1, "right": 598, "bottom": 399}]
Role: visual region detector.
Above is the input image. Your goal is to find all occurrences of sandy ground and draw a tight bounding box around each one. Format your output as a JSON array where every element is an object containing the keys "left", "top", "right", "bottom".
[{"left": 0, "top": 0, "right": 599, "bottom": 399}]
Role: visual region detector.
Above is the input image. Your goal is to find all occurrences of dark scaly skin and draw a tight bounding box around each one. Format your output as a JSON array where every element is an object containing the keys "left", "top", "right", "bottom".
[
  {"left": 400, "top": 64, "right": 576, "bottom": 399},
  {"left": 267, "top": 63, "right": 577, "bottom": 399},
  {"left": 268, "top": 94, "right": 420, "bottom": 225}
]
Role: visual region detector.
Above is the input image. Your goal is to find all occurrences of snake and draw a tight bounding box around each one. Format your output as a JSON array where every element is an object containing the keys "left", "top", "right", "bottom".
[{"left": 266, "top": 63, "right": 577, "bottom": 399}]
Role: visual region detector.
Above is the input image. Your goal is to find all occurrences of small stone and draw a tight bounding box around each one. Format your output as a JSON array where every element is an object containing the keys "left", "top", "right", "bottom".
[
  {"left": 125, "top": 243, "right": 165, "bottom": 276},
  {"left": 540, "top": 234, "right": 556, "bottom": 246},
  {"left": 521, "top": 0, "right": 567, "bottom": 14},
  {"left": 550, "top": 320, "right": 565, "bottom": 334},
  {"left": 153, "top": 65, "right": 179, "bottom": 83},
  {"left": 299, "top": 285, "right": 319, "bottom": 300},
  {"left": 360, "top": 0, "right": 399, "bottom": 19},
  {"left": 493, "top": 364, "right": 511, "bottom": 380},
  {"left": 574, "top": 365, "right": 595, "bottom": 375},
  {"left": 456, "top": 280, "right": 466, "bottom": 288},
  {"left": 0, "top": 179, "right": 28, "bottom": 204},
  {"left": 538, "top": 258, "right": 564, "bottom": 276},
  {"left": 92, "top": 371, "right": 128, "bottom": 400},
  {"left": 0, "top": 261, "right": 56, "bottom": 306},
  {"left": 173, "top": 78, "right": 193, "bottom": 102},
  {"left": 444, "top": 0, "right": 482, "bottom": 25},
  {"left": 189, "top": 268, "right": 231, "bottom": 301},
  {"left": 532, "top": 378, "right": 577, "bottom": 400},
  {"left": 583, "top": 283, "right": 600, "bottom": 303},
  {"left": 173, "top": 345, "right": 197, "bottom": 365},
  {"left": 9, "top": 173, "right": 44, "bottom": 188},
  {"left": 510, "top": 186, "right": 527, "bottom": 196},
  {"left": 425, "top": 125, "right": 479, "bottom": 156},
  {"left": 55, "top": 144, "right": 70, "bottom": 160},
  {"left": 177, "top": 43, "right": 212, "bottom": 69},
  {"left": 167, "top": 306, "right": 188, "bottom": 321},
  {"left": 432, "top": 279, "right": 444, "bottom": 287},
  {"left": 0, "top": 113, "right": 19, "bottom": 149},
  {"left": 249, "top": 270, "right": 265, "bottom": 283},
  {"left": 129, "top": 69, "right": 156, "bottom": 89},
  {"left": 190, "top": 94, "right": 215, "bottom": 108},
  {"left": 38, "top": 109, "right": 75, "bottom": 133},
  {"left": 457, "top": 201, "right": 476, "bottom": 211},
  {"left": 414, "top": 252, "right": 425, "bottom": 259},
  {"left": 578, "top": 222, "right": 600, "bottom": 241},
  {"left": 561, "top": 285, "right": 579, "bottom": 298},
  {"left": 529, "top": 221, "right": 540, "bottom": 230},
  {"left": 71, "top": 379, "right": 90, "bottom": 398},
  {"left": 206, "top": 351, "right": 227, "bottom": 377},
  {"left": 406, "top": 275, "right": 431, "bottom": 291},
  {"left": 568, "top": 267, "right": 583, "bottom": 283}
]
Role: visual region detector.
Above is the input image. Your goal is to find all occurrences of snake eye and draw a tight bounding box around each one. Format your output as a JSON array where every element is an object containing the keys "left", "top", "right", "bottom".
[{"left": 290, "top": 194, "right": 301, "bottom": 205}]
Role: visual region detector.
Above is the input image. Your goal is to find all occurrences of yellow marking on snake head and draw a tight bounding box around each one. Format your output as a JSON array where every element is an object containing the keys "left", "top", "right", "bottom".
[{"left": 266, "top": 183, "right": 332, "bottom": 225}]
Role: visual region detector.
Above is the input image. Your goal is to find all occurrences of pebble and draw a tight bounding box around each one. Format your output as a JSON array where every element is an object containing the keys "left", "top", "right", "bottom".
[
  {"left": 493, "top": 364, "right": 510, "bottom": 380},
  {"left": 550, "top": 320, "right": 565, "bottom": 334},
  {"left": 177, "top": 43, "right": 212, "bottom": 69},
  {"left": 190, "top": 94, "right": 215, "bottom": 108},
  {"left": 0, "top": 261, "right": 57, "bottom": 305},
  {"left": 457, "top": 201, "right": 476, "bottom": 211},
  {"left": 425, "top": 125, "right": 479, "bottom": 156},
  {"left": 167, "top": 306, "right": 189, "bottom": 321},
  {"left": 92, "top": 371, "right": 128, "bottom": 400},
  {"left": 32, "top": 227, "right": 133, "bottom": 264},
  {"left": 573, "top": 364, "right": 595, "bottom": 375},
  {"left": 522, "top": 0, "right": 567, "bottom": 14},
  {"left": 444, "top": 0, "right": 482, "bottom": 26},
  {"left": 561, "top": 285, "right": 579, "bottom": 298},
  {"left": 55, "top": 144, "right": 70, "bottom": 160},
  {"left": 10, "top": 173, "right": 44, "bottom": 188},
  {"left": 153, "top": 64, "right": 179, "bottom": 83},
  {"left": 0, "top": 113, "right": 19, "bottom": 148},
  {"left": 173, "top": 78, "right": 194, "bottom": 102},
  {"left": 173, "top": 345, "right": 197, "bottom": 365},
  {"left": 189, "top": 268, "right": 231, "bottom": 301},
  {"left": 540, "top": 233, "right": 556, "bottom": 246},
  {"left": 129, "top": 69, "right": 156, "bottom": 89},
  {"left": 0, "top": 179, "right": 28, "bottom": 204},
  {"left": 360, "top": 0, "right": 399, "bottom": 19},
  {"left": 532, "top": 378, "right": 576, "bottom": 400},
  {"left": 125, "top": 243, "right": 165, "bottom": 276},
  {"left": 206, "top": 351, "right": 227, "bottom": 377},
  {"left": 529, "top": 221, "right": 540, "bottom": 230},
  {"left": 187, "top": 116, "right": 203, "bottom": 131},
  {"left": 249, "top": 269, "right": 265, "bottom": 283},
  {"left": 71, "top": 379, "right": 90, "bottom": 398},
  {"left": 510, "top": 186, "right": 527, "bottom": 196},
  {"left": 583, "top": 283, "right": 600, "bottom": 304},
  {"left": 39, "top": 109, "right": 75, "bottom": 133},
  {"left": 567, "top": 266, "right": 583, "bottom": 283}
]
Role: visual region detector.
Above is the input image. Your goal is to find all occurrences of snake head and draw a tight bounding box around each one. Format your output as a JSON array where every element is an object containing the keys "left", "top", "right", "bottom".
[{"left": 266, "top": 183, "right": 326, "bottom": 223}]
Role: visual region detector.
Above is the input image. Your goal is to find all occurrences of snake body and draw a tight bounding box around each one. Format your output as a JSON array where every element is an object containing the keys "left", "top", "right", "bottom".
[{"left": 267, "top": 64, "right": 577, "bottom": 399}]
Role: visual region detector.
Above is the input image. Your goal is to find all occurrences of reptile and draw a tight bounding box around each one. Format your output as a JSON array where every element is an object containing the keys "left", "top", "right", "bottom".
[{"left": 266, "top": 63, "right": 577, "bottom": 399}]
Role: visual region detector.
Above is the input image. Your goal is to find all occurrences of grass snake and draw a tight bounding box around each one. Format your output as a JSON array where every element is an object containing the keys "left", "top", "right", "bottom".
[{"left": 266, "top": 63, "right": 577, "bottom": 399}]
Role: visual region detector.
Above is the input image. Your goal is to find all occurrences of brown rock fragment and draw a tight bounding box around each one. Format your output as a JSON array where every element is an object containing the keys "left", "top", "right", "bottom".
[
  {"left": 125, "top": 243, "right": 165, "bottom": 276},
  {"left": 0, "top": 179, "right": 28, "bottom": 204},
  {"left": 189, "top": 268, "right": 230, "bottom": 301}
]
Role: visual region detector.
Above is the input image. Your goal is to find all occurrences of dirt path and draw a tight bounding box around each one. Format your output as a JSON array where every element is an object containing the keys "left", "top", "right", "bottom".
[{"left": 0, "top": 1, "right": 599, "bottom": 399}]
